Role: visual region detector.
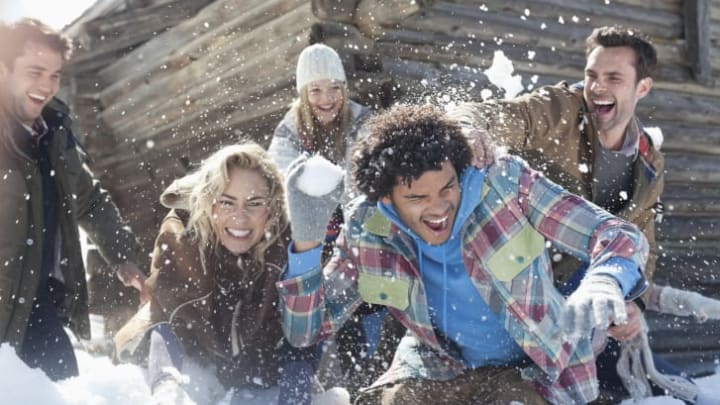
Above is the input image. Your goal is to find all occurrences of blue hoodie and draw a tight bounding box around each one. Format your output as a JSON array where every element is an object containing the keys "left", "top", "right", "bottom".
[{"left": 379, "top": 167, "right": 526, "bottom": 368}]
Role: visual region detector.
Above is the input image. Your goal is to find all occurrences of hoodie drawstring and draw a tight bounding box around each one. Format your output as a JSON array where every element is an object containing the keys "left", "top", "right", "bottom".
[{"left": 442, "top": 249, "right": 448, "bottom": 333}]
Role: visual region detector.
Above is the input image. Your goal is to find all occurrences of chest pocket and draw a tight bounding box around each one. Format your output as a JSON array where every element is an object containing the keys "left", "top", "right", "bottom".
[
  {"left": 486, "top": 225, "right": 546, "bottom": 282},
  {"left": 358, "top": 273, "right": 410, "bottom": 310}
]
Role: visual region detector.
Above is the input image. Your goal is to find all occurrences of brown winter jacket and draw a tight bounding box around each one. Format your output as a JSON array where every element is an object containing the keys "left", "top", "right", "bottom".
[
  {"left": 116, "top": 201, "right": 291, "bottom": 386},
  {"left": 453, "top": 82, "right": 664, "bottom": 302},
  {"left": 0, "top": 99, "right": 138, "bottom": 349}
]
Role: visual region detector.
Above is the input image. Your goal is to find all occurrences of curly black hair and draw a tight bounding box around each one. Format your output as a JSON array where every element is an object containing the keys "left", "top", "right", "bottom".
[{"left": 352, "top": 104, "right": 472, "bottom": 202}]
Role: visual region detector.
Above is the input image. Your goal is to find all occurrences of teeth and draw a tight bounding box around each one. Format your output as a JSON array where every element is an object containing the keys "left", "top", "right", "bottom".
[
  {"left": 227, "top": 228, "right": 250, "bottom": 237},
  {"left": 28, "top": 93, "right": 46, "bottom": 102},
  {"left": 426, "top": 216, "right": 448, "bottom": 225},
  {"left": 594, "top": 100, "right": 614, "bottom": 106}
]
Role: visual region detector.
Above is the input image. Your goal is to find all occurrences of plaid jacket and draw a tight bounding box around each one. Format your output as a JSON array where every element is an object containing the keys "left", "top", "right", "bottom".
[{"left": 277, "top": 156, "right": 648, "bottom": 404}]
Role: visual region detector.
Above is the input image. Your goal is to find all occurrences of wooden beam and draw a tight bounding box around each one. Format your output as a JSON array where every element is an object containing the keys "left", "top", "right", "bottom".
[
  {"left": 311, "top": 0, "right": 360, "bottom": 23},
  {"left": 354, "top": 0, "right": 427, "bottom": 38},
  {"left": 684, "top": 0, "right": 713, "bottom": 84}
]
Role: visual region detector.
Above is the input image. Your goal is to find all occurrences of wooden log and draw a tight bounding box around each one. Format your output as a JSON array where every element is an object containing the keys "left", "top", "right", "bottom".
[
  {"left": 83, "top": 0, "right": 209, "bottom": 39},
  {"left": 444, "top": 0, "right": 683, "bottom": 39},
  {"left": 663, "top": 183, "right": 720, "bottom": 202},
  {"left": 638, "top": 89, "right": 720, "bottom": 126},
  {"left": 685, "top": 0, "right": 713, "bottom": 84},
  {"left": 658, "top": 240, "right": 719, "bottom": 258},
  {"left": 606, "top": 0, "right": 683, "bottom": 13},
  {"left": 98, "top": 0, "right": 298, "bottom": 87},
  {"left": 311, "top": 0, "right": 360, "bottom": 23},
  {"left": 648, "top": 316, "right": 720, "bottom": 350},
  {"left": 656, "top": 215, "right": 720, "bottom": 240},
  {"left": 653, "top": 349, "right": 720, "bottom": 378},
  {"left": 94, "top": 81, "right": 296, "bottom": 173},
  {"left": 662, "top": 197, "right": 720, "bottom": 215},
  {"left": 100, "top": 37, "right": 302, "bottom": 143},
  {"left": 98, "top": 0, "right": 305, "bottom": 107},
  {"left": 396, "top": 3, "right": 688, "bottom": 68},
  {"left": 663, "top": 153, "right": 720, "bottom": 184},
  {"left": 655, "top": 255, "right": 720, "bottom": 289},
  {"left": 649, "top": 121, "right": 720, "bottom": 155},
  {"left": 99, "top": 6, "right": 311, "bottom": 137},
  {"left": 354, "top": 0, "right": 428, "bottom": 38}
]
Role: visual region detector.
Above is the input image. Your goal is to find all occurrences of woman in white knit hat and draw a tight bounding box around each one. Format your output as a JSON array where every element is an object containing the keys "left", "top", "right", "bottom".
[
  {"left": 268, "top": 43, "right": 404, "bottom": 400},
  {"left": 269, "top": 43, "right": 372, "bottom": 173}
]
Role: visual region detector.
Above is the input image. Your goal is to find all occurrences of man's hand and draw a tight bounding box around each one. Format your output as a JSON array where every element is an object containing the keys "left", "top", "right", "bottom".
[
  {"left": 464, "top": 128, "right": 496, "bottom": 169},
  {"left": 116, "top": 262, "right": 150, "bottom": 305},
  {"left": 563, "top": 274, "right": 628, "bottom": 341},
  {"left": 609, "top": 301, "right": 642, "bottom": 341}
]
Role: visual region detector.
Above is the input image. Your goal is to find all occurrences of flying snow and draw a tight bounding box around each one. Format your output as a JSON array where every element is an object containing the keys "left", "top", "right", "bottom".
[{"left": 484, "top": 50, "right": 524, "bottom": 99}]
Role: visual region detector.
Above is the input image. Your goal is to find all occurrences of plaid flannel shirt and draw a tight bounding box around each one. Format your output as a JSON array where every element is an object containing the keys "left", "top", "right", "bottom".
[{"left": 277, "top": 156, "right": 648, "bottom": 404}]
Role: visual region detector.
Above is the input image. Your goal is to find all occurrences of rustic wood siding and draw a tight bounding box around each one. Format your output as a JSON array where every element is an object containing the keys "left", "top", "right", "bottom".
[{"left": 63, "top": 0, "right": 720, "bottom": 375}]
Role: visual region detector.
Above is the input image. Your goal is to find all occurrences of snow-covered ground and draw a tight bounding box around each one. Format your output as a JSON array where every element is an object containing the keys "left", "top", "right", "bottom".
[{"left": 0, "top": 341, "right": 718, "bottom": 405}]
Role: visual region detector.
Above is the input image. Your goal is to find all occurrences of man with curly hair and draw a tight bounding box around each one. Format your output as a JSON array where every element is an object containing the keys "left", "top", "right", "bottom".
[{"left": 278, "top": 104, "right": 649, "bottom": 404}]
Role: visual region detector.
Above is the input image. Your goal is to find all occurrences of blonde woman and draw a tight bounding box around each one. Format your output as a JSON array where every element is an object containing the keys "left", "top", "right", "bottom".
[
  {"left": 269, "top": 43, "right": 372, "bottom": 175},
  {"left": 115, "top": 143, "right": 315, "bottom": 404}
]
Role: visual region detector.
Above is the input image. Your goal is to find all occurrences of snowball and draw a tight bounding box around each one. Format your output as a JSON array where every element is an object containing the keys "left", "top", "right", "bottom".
[
  {"left": 644, "top": 126, "right": 664, "bottom": 150},
  {"left": 484, "top": 50, "right": 524, "bottom": 99},
  {"left": 296, "top": 156, "right": 345, "bottom": 197}
]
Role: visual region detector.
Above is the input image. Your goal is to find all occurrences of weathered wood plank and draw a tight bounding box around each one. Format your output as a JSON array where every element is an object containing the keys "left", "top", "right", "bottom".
[
  {"left": 663, "top": 153, "right": 720, "bottom": 183},
  {"left": 656, "top": 215, "right": 720, "bottom": 241},
  {"left": 311, "top": 0, "right": 360, "bottom": 23},
  {"left": 655, "top": 255, "right": 720, "bottom": 290},
  {"left": 99, "top": 6, "right": 311, "bottom": 137},
  {"left": 652, "top": 121, "right": 720, "bottom": 155},
  {"left": 98, "top": 0, "right": 305, "bottom": 106},
  {"left": 608, "top": 0, "right": 683, "bottom": 13},
  {"left": 685, "top": 0, "right": 713, "bottom": 84},
  {"left": 98, "top": 0, "right": 298, "bottom": 86},
  {"left": 401, "top": 2, "right": 688, "bottom": 65},
  {"left": 442, "top": 0, "right": 683, "bottom": 38},
  {"left": 354, "top": 0, "right": 427, "bottom": 38}
]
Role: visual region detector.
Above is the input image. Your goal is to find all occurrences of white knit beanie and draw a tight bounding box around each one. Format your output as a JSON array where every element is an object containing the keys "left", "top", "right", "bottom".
[{"left": 295, "top": 43, "right": 347, "bottom": 93}]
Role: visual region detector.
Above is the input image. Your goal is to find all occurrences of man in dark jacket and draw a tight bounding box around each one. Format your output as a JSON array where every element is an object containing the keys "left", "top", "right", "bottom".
[{"left": 0, "top": 18, "right": 148, "bottom": 380}]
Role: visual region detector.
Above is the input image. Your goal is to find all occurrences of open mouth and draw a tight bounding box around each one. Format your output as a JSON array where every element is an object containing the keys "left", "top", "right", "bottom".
[
  {"left": 422, "top": 215, "right": 450, "bottom": 234},
  {"left": 28, "top": 92, "right": 47, "bottom": 106},
  {"left": 593, "top": 99, "right": 615, "bottom": 117},
  {"left": 226, "top": 228, "right": 251, "bottom": 239}
]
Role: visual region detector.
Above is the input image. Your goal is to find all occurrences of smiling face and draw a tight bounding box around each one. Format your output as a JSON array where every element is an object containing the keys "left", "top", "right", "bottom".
[
  {"left": 306, "top": 78, "right": 345, "bottom": 126},
  {"left": 583, "top": 46, "right": 652, "bottom": 148},
  {"left": 0, "top": 41, "right": 63, "bottom": 126},
  {"left": 212, "top": 168, "right": 271, "bottom": 255},
  {"left": 382, "top": 161, "right": 461, "bottom": 245}
]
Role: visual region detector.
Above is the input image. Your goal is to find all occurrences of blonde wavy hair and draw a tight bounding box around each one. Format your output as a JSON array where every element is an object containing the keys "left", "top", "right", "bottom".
[
  {"left": 185, "top": 143, "right": 288, "bottom": 269},
  {"left": 293, "top": 84, "right": 350, "bottom": 163}
]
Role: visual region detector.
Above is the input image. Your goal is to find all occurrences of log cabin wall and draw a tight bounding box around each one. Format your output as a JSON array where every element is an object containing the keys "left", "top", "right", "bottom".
[{"left": 63, "top": 0, "right": 719, "bottom": 374}]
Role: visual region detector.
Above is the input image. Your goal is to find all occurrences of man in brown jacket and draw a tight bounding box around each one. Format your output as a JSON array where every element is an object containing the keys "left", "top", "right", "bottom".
[
  {"left": 0, "top": 18, "right": 148, "bottom": 380},
  {"left": 449, "top": 26, "right": 699, "bottom": 402}
]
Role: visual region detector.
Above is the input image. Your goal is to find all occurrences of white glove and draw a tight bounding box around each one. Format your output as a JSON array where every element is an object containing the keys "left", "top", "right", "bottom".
[
  {"left": 563, "top": 274, "right": 628, "bottom": 340},
  {"left": 152, "top": 377, "right": 196, "bottom": 405},
  {"left": 653, "top": 285, "right": 720, "bottom": 322}
]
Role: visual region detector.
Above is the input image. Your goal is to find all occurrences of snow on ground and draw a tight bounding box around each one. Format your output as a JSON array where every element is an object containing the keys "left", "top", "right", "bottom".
[{"left": 1, "top": 342, "right": 718, "bottom": 405}]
